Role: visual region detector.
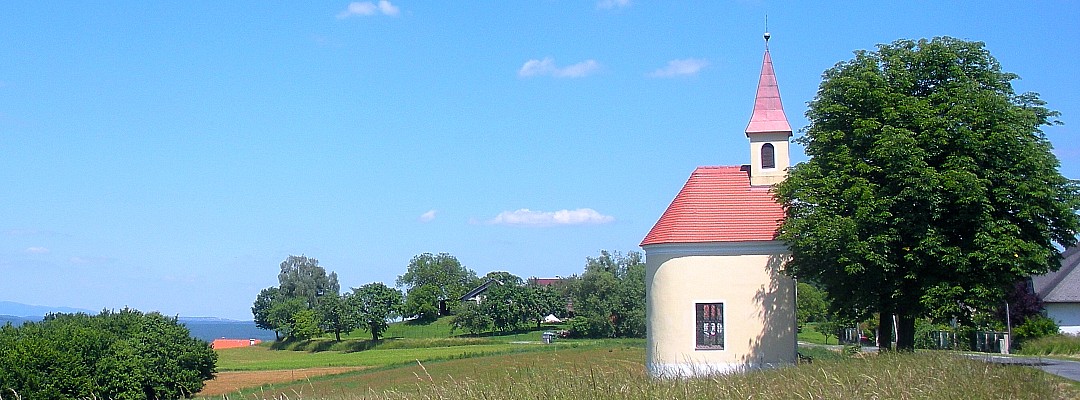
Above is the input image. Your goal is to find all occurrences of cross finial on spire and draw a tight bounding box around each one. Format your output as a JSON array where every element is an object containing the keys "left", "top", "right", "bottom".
[{"left": 764, "top": 15, "right": 770, "bottom": 49}]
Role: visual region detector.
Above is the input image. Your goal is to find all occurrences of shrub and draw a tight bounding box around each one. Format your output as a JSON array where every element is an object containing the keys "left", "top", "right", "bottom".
[
  {"left": 1013, "top": 315, "right": 1059, "bottom": 342},
  {"left": 566, "top": 315, "right": 613, "bottom": 338},
  {"left": 0, "top": 308, "right": 216, "bottom": 399}
]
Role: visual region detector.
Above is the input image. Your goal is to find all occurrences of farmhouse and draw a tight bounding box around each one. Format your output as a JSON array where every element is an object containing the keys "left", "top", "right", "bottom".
[
  {"left": 1032, "top": 245, "right": 1080, "bottom": 335},
  {"left": 640, "top": 33, "right": 796, "bottom": 377}
]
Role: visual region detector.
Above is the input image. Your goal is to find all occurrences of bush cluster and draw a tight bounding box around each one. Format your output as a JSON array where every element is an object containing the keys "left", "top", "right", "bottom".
[{"left": 0, "top": 308, "right": 216, "bottom": 399}]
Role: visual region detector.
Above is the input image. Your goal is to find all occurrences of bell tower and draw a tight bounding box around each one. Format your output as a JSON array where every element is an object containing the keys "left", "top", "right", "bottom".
[{"left": 745, "top": 32, "right": 792, "bottom": 186}]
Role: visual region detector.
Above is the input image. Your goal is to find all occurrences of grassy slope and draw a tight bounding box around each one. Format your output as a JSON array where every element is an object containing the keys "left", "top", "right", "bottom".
[
  {"left": 216, "top": 343, "right": 525, "bottom": 371},
  {"left": 204, "top": 343, "right": 641, "bottom": 399},
  {"left": 216, "top": 317, "right": 584, "bottom": 372},
  {"left": 796, "top": 323, "right": 837, "bottom": 345}
]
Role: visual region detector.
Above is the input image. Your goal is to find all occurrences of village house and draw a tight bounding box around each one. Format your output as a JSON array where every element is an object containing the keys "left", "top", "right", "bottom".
[{"left": 1032, "top": 245, "right": 1080, "bottom": 335}]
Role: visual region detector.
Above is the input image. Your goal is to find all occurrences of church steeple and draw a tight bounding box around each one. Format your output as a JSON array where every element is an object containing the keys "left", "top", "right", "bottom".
[{"left": 745, "top": 32, "right": 792, "bottom": 186}]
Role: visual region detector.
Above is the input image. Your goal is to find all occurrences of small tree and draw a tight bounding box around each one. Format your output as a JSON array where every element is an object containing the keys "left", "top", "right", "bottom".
[
  {"left": 351, "top": 282, "right": 404, "bottom": 341},
  {"left": 317, "top": 292, "right": 358, "bottom": 341},
  {"left": 797, "top": 281, "right": 830, "bottom": 329},
  {"left": 403, "top": 284, "right": 441, "bottom": 322},
  {"left": 565, "top": 250, "right": 647, "bottom": 338},
  {"left": 289, "top": 309, "right": 322, "bottom": 341},
  {"left": 252, "top": 286, "right": 283, "bottom": 340},
  {"left": 449, "top": 301, "right": 492, "bottom": 335},
  {"left": 268, "top": 297, "right": 306, "bottom": 340}
]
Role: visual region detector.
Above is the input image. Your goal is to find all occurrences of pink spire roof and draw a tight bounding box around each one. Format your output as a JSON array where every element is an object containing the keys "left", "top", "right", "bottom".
[
  {"left": 640, "top": 166, "right": 784, "bottom": 246},
  {"left": 744, "top": 48, "right": 792, "bottom": 135}
]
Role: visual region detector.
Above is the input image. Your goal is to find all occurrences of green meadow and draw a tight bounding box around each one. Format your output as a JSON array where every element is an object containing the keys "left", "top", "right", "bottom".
[{"left": 199, "top": 318, "right": 1080, "bottom": 399}]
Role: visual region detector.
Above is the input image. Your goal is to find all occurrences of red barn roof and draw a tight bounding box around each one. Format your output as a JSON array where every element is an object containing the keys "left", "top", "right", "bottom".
[
  {"left": 640, "top": 165, "right": 784, "bottom": 246},
  {"left": 211, "top": 338, "right": 262, "bottom": 349}
]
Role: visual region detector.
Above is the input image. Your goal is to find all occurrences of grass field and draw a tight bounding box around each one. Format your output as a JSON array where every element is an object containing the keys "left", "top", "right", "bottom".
[
  {"left": 216, "top": 343, "right": 529, "bottom": 371},
  {"left": 199, "top": 318, "right": 1080, "bottom": 399},
  {"left": 202, "top": 345, "right": 1079, "bottom": 400},
  {"left": 796, "top": 323, "right": 840, "bottom": 345}
]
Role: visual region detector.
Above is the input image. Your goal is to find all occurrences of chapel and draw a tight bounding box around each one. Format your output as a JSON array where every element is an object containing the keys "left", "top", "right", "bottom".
[{"left": 640, "top": 32, "right": 797, "bottom": 377}]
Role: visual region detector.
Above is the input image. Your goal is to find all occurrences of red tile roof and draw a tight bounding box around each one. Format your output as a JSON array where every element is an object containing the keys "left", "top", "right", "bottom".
[
  {"left": 528, "top": 278, "right": 564, "bottom": 286},
  {"left": 744, "top": 50, "right": 792, "bottom": 135},
  {"left": 211, "top": 338, "right": 262, "bottom": 349},
  {"left": 640, "top": 165, "right": 784, "bottom": 246}
]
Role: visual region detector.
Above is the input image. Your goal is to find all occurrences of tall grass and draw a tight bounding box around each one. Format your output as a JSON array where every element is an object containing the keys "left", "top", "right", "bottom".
[
  {"left": 364, "top": 352, "right": 1075, "bottom": 400},
  {"left": 1017, "top": 334, "right": 1080, "bottom": 356},
  {"left": 207, "top": 349, "right": 1077, "bottom": 400}
]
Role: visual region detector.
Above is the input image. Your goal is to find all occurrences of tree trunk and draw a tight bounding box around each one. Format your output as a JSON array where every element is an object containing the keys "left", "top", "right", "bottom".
[
  {"left": 877, "top": 314, "right": 893, "bottom": 351},
  {"left": 878, "top": 298, "right": 895, "bottom": 351},
  {"left": 895, "top": 313, "right": 916, "bottom": 351},
  {"left": 335, "top": 329, "right": 341, "bottom": 341}
]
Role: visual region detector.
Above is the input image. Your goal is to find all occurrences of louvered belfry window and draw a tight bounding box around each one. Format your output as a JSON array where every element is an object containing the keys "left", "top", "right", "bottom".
[
  {"left": 761, "top": 143, "right": 775, "bottom": 169},
  {"left": 696, "top": 303, "right": 725, "bottom": 350}
]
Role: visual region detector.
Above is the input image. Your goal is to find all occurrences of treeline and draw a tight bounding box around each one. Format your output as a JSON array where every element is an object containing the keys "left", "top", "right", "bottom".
[
  {"left": 0, "top": 308, "right": 216, "bottom": 399},
  {"left": 251, "top": 250, "right": 645, "bottom": 341}
]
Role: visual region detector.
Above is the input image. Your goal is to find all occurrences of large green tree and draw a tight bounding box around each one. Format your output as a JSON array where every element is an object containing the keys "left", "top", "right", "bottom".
[
  {"left": 317, "top": 292, "right": 359, "bottom": 341},
  {"left": 350, "top": 282, "right": 404, "bottom": 341},
  {"left": 277, "top": 254, "right": 340, "bottom": 308},
  {"left": 402, "top": 284, "right": 441, "bottom": 321},
  {"left": 775, "top": 37, "right": 1080, "bottom": 350},
  {"left": 252, "top": 286, "right": 284, "bottom": 339},
  {"left": 0, "top": 309, "right": 216, "bottom": 399},
  {"left": 397, "top": 253, "right": 478, "bottom": 316},
  {"left": 566, "top": 250, "right": 646, "bottom": 338}
]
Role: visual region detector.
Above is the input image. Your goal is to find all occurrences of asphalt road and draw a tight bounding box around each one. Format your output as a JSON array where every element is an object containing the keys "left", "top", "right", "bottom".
[{"left": 965, "top": 353, "right": 1080, "bottom": 382}]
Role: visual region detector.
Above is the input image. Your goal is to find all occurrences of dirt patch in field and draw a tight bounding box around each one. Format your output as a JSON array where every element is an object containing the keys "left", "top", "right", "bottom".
[{"left": 199, "top": 367, "right": 368, "bottom": 396}]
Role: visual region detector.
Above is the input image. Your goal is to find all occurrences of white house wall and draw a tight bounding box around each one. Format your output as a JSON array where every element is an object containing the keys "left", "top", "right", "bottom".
[{"left": 1045, "top": 303, "right": 1080, "bottom": 335}]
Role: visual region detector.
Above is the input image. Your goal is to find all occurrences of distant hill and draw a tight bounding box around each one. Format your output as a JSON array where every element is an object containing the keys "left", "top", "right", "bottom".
[
  {"left": 0, "top": 301, "right": 95, "bottom": 317},
  {"left": 0, "top": 315, "right": 34, "bottom": 326}
]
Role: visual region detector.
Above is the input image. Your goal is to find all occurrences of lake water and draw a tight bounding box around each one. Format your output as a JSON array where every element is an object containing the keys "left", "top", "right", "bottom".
[{"left": 180, "top": 320, "right": 277, "bottom": 342}]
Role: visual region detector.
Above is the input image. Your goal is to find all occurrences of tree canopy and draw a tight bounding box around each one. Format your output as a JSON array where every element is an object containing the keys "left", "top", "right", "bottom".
[
  {"left": 566, "top": 250, "right": 646, "bottom": 338},
  {"left": 350, "top": 282, "right": 404, "bottom": 341},
  {"left": 0, "top": 309, "right": 216, "bottom": 399},
  {"left": 277, "top": 255, "right": 340, "bottom": 308},
  {"left": 775, "top": 37, "right": 1080, "bottom": 350},
  {"left": 396, "top": 252, "right": 478, "bottom": 301}
]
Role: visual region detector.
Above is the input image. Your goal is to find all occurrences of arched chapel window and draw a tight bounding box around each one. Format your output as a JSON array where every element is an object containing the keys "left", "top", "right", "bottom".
[{"left": 761, "top": 143, "right": 775, "bottom": 169}]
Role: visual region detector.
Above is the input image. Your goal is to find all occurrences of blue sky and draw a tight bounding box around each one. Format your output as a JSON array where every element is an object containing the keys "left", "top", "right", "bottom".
[{"left": 2, "top": 1, "right": 1078, "bottom": 320}]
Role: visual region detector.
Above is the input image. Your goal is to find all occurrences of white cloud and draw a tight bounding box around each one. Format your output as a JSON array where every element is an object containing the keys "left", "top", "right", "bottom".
[
  {"left": 488, "top": 208, "right": 615, "bottom": 226},
  {"left": 647, "top": 58, "right": 709, "bottom": 78},
  {"left": 25, "top": 247, "right": 49, "bottom": 254},
  {"left": 378, "top": 0, "right": 400, "bottom": 16},
  {"left": 518, "top": 58, "right": 601, "bottom": 78},
  {"left": 419, "top": 210, "right": 437, "bottom": 222},
  {"left": 338, "top": 1, "right": 399, "bottom": 19},
  {"left": 597, "top": 0, "right": 631, "bottom": 10}
]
